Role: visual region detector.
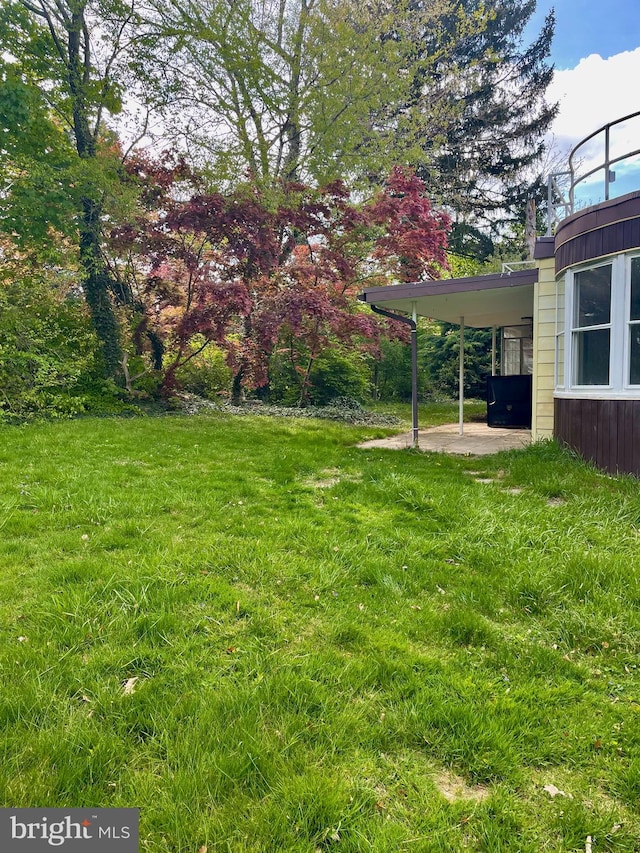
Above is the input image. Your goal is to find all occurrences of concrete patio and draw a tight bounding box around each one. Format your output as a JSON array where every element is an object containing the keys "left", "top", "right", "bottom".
[{"left": 358, "top": 422, "right": 531, "bottom": 456}]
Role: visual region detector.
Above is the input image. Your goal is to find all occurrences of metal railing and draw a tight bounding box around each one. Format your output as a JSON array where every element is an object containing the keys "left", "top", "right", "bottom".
[
  {"left": 501, "top": 260, "right": 536, "bottom": 274},
  {"left": 546, "top": 110, "right": 640, "bottom": 234}
]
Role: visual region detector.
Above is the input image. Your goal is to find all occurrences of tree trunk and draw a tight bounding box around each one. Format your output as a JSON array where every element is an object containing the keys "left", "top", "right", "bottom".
[
  {"left": 63, "top": 5, "right": 123, "bottom": 380},
  {"left": 80, "top": 197, "right": 122, "bottom": 378},
  {"left": 231, "top": 369, "right": 244, "bottom": 406},
  {"left": 297, "top": 356, "right": 314, "bottom": 407}
]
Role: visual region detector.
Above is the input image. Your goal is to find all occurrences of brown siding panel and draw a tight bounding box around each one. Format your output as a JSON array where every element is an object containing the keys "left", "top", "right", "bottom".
[
  {"left": 555, "top": 216, "right": 640, "bottom": 274},
  {"left": 632, "top": 403, "right": 640, "bottom": 477},
  {"left": 622, "top": 400, "right": 634, "bottom": 473},
  {"left": 608, "top": 400, "right": 618, "bottom": 473},
  {"left": 555, "top": 398, "right": 640, "bottom": 476},
  {"left": 597, "top": 400, "right": 609, "bottom": 471},
  {"left": 555, "top": 192, "right": 640, "bottom": 249}
]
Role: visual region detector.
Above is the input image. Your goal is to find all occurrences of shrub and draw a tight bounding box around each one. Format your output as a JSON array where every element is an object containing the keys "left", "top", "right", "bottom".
[
  {"left": 170, "top": 339, "right": 231, "bottom": 400},
  {"left": 0, "top": 275, "right": 101, "bottom": 422},
  {"left": 308, "top": 349, "right": 370, "bottom": 406}
]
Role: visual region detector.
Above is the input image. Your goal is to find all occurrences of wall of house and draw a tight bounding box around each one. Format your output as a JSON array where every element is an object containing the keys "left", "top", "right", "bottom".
[
  {"left": 555, "top": 398, "right": 640, "bottom": 476},
  {"left": 551, "top": 192, "right": 640, "bottom": 476},
  {"left": 531, "top": 255, "right": 556, "bottom": 439}
]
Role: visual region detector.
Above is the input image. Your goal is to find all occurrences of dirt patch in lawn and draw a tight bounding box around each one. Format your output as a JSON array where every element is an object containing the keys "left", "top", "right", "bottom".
[{"left": 434, "top": 770, "right": 491, "bottom": 803}]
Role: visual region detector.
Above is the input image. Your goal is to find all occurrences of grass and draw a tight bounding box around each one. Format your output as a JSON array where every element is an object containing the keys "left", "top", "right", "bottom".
[
  {"left": 368, "top": 398, "right": 486, "bottom": 428},
  {"left": 1, "top": 408, "right": 640, "bottom": 851}
]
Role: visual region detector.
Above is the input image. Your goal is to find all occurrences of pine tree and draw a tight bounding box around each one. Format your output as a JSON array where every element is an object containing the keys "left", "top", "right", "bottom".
[{"left": 415, "top": 0, "right": 557, "bottom": 250}]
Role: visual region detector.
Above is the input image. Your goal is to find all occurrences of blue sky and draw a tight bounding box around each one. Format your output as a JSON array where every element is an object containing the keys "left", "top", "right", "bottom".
[
  {"left": 519, "top": 1, "right": 640, "bottom": 153},
  {"left": 524, "top": 0, "right": 640, "bottom": 69}
]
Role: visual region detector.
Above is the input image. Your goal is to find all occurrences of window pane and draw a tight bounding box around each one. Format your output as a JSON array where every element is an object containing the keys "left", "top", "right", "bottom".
[
  {"left": 575, "top": 328, "right": 610, "bottom": 385},
  {"left": 630, "top": 326, "right": 640, "bottom": 385},
  {"left": 575, "top": 265, "right": 611, "bottom": 327},
  {"left": 555, "top": 276, "right": 565, "bottom": 331},
  {"left": 631, "top": 258, "right": 640, "bottom": 321},
  {"left": 556, "top": 333, "right": 565, "bottom": 387},
  {"left": 503, "top": 338, "right": 521, "bottom": 375}
]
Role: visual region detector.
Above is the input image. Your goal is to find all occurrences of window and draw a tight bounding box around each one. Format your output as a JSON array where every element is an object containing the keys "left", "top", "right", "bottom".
[
  {"left": 557, "top": 254, "right": 640, "bottom": 394},
  {"left": 629, "top": 257, "right": 640, "bottom": 384},
  {"left": 555, "top": 276, "right": 565, "bottom": 387},
  {"left": 502, "top": 325, "right": 533, "bottom": 375},
  {"left": 572, "top": 264, "right": 612, "bottom": 385}
]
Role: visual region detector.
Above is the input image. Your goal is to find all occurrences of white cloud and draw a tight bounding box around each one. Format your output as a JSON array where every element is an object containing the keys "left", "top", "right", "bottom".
[
  {"left": 548, "top": 48, "right": 640, "bottom": 151},
  {"left": 545, "top": 48, "right": 640, "bottom": 209}
]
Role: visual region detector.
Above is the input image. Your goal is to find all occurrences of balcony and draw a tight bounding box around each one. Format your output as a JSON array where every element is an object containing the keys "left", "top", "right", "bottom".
[{"left": 547, "top": 110, "right": 640, "bottom": 234}]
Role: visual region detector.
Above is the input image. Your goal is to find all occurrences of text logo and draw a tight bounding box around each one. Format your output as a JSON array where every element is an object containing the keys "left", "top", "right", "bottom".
[{"left": 1, "top": 809, "right": 138, "bottom": 852}]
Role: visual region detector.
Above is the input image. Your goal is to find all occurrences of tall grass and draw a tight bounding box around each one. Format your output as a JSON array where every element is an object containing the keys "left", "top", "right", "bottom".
[{"left": 0, "top": 413, "right": 639, "bottom": 851}]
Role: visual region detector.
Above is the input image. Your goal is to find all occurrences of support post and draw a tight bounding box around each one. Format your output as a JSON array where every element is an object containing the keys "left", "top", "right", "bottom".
[
  {"left": 491, "top": 326, "right": 497, "bottom": 376},
  {"left": 459, "top": 316, "right": 464, "bottom": 436},
  {"left": 411, "top": 303, "right": 418, "bottom": 448},
  {"left": 368, "top": 303, "right": 419, "bottom": 449}
]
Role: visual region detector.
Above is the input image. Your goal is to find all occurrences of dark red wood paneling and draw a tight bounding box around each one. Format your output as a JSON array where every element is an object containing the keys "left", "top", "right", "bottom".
[
  {"left": 555, "top": 397, "right": 640, "bottom": 477},
  {"left": 555, "top": 215, "right": 640, "bottom": 274}
]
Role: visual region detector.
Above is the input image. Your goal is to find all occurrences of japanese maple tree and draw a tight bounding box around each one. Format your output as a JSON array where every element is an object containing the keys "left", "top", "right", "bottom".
[{"left": 111, "top": 162, "right": 450, "bottom": 402}]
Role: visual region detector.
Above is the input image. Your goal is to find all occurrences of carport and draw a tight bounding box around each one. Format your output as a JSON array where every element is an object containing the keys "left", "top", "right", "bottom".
[{"left": 358, "top": 267, "right": 538, "bottom": 447}]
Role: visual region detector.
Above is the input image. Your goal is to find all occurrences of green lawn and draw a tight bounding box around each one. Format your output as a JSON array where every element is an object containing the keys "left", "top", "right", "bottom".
[{"left": 1, "top": 411, "right": 640, "bottom": 851}]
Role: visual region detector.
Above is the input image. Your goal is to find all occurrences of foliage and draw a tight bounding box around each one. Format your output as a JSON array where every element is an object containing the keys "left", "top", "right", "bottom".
[
  {"left": 177, "top": 394, "right": 401, "bottom": 425},
  {"left": 135, "top": 0, "right": 557, "bottom": 236},
  {"left": 112, "top": 162, "right": 450, "bottom": 402},
  {"left": 2, "top": 415, "right": 640, "bottom": 850},
  {"left": 0, "top": 0, "right": 556, "bottom": 414},
  {"left": 372, "top": 338, "right": 413, "bottom": 402},
  {"left": 144, "top": 0, "right": 491, "bottom": 186},
  {"left": 307, "top": 349, "right": 371, "bottom": 406},
  {"left": 170, "top": 339, "right": 232, "bottom": 400},
  {"left": 421, "top": 321, "right": 492, "bottom": 399},
  {"left": 0, "top": 0, "right": 154, "bottom": 378},
  {"left": 0, "top": 247, "right": 99, "bottom": 421},
  {"left": 0, "top": 63, "right": 77, "bottom": 242},
  {"left": 418, "top": 0, "right": 557, "bottom": 235}
]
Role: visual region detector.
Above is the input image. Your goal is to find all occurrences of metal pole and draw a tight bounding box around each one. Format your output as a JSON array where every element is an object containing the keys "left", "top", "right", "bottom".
[
  {"left": 411, "top": 333, "right": 418, "bottom": 448},
  {"left": 411, "top": 303, "right": 418, "bottom": 448},
  {"left": 368, "top": 303, "right": 418, "bottom": 449},
  {"left": 605, "top": 124, "right": 610, "bottom": 200},
  {"left": 459, "top": 316, "right": 464, "bottom": 436},
  {"left": 491, "top": 326, "right": 497, "bottom": 376}
]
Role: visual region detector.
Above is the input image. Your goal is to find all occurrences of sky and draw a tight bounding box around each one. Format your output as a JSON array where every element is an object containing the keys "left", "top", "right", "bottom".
[{"left": 523, "top": 0, "right": 640, "bottom": 154}]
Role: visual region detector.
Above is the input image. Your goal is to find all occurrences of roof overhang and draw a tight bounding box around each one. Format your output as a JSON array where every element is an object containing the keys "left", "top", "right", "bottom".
[{"left": 359, "top": 268, "right": 538, "bottom": 328}]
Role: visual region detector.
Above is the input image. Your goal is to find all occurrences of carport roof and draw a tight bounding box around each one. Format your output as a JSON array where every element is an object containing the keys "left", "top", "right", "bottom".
[{"left": 358, "top": 267, "right": 538, "bottom": 328}]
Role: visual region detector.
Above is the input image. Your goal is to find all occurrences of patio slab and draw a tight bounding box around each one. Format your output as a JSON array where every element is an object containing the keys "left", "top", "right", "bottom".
[{"left": 358, "top": 422, "right": 531, "bottom": 456}]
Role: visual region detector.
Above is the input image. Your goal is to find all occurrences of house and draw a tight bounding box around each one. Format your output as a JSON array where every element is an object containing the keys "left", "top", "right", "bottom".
[{"left": 359, "top": 111, "right": 640, "bottom": 476}]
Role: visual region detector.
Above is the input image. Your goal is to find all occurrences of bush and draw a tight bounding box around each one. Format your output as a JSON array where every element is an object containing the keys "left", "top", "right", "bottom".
[
  {"left": 420, "top": 322, "right": 492, "bottom": 399},
  {"left": 308, "top": 349, "right": 370, "bottom": 406},
  {"left": 0, "top": 275, "right": 101, "bottom": 422},
  {"left": 170, "top": 340, "right": 231, "bottom": 399},
  {"left": 372, "top": 338, "right": 413, "bottom": 401}
]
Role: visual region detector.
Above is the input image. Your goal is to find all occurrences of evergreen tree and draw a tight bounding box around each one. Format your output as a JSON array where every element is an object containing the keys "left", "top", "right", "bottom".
[{"left": 415, "top": 0, "right": 557, "bottom": 247}]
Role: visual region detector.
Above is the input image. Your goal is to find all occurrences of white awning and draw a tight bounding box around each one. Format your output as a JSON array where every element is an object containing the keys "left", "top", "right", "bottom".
[{"left": 359, "top": 268, "right": 537, "bottom": 328}]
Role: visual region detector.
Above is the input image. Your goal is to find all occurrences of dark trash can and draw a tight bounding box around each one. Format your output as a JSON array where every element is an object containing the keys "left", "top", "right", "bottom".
[{"left": 486, "top": 375, "right": 532, "bottom": 428}]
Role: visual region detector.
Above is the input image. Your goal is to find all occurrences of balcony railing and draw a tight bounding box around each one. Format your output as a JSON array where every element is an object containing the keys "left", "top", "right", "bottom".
[{"left": 546, "top": 110, "right": 640, "bottom": 234}]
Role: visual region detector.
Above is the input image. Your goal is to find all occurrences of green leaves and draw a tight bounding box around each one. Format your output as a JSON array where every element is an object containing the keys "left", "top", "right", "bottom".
[{"left": 0, "top": 258, "right": 99, "bottom": 422}]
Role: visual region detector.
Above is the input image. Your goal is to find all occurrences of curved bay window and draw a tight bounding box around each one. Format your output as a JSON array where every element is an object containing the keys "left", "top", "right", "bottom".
[
  {"left": 558, "top": 253, "right": 640, "bottom": 394},
  {"left": 573, "top": 264, "right": 612, "bottom": 386},
  {"left": 629, "top": 258, "right": 640, "bottom": 385}
]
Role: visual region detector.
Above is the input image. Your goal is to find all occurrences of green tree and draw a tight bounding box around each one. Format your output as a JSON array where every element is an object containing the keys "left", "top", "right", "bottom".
[
  {"left": 420, "top": 322, "right": 491, "bottom": 400},
  {"left": 417, "top": 0, "right": 557, "bottom": 241},
  {"left": 0, "top": 0, "right": 148, "bottom": 378},
  {"left": 143, "top": 0, "right": 489, "bottom": 186},
  {"left": 0, "top": 238, "right": 100, "bottom": 421}
]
